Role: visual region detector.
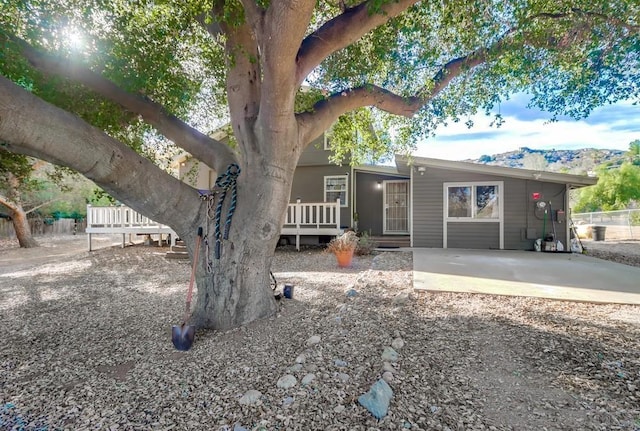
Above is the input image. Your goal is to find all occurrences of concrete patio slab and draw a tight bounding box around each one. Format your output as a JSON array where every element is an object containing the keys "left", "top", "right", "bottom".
[{"left": 413, "top": 248, "right": 640, "bottom": 305}]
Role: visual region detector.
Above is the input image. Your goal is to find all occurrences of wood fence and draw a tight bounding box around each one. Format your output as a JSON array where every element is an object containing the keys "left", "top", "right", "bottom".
[{"left": 0, "top": 218, "right": 86, "bottom": 239}]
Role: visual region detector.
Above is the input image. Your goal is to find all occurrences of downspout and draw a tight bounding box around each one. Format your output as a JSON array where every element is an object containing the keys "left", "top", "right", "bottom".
[
  {"left": 410, "top": 166, "right": 414, "bottom": 247},
  {"left": 564, "top": 184, "right": 571, "bottom": 250},
  {"left": 351, "top": 165, "right": 356, "bottom": 229}
]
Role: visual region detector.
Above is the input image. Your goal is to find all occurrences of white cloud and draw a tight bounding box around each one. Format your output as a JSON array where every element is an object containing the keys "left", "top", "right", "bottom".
[{"left": 415, "top": 101, "right": 640, "bottom": 160}]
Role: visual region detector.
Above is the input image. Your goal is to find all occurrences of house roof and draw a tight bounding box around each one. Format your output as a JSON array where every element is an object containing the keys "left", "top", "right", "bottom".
[
  {"left": 395, "top": 155, "right": 598, "bottom": 188},
  {"left": 353, "top": 164, "right": 404, "bottom": 176}
]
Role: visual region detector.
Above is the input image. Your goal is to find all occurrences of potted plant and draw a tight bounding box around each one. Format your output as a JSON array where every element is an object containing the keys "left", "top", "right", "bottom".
[{"left": 326, "top": 231, "right": 359, "bottom": 267}]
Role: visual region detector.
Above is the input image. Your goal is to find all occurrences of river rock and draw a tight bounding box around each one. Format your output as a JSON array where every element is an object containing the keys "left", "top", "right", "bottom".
[
  {"left": 277, "top": 375, "right": 297, "bottom": 389},
  {"left": 382, "top": 346, "right": 399, "bottom": 362},
  {"left": 391, "top": 337, "right": 405, "bottom": 350},
  {"left": 358, "top": 379, "right": 393, "bottom": 419},
  {"left": 301, "top": 373, "right": 315, "bottom": 385},
  {"left": 306, "top": 335, "right": 321, "bottom": 346},
  {"left": 239, "top": 389, "right": 261, "bottom": 405}
]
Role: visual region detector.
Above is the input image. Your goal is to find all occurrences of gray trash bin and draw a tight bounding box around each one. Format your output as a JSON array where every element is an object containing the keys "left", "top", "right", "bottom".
[{"left": 592, "top": 226, "right": 606, "bottom": 241}]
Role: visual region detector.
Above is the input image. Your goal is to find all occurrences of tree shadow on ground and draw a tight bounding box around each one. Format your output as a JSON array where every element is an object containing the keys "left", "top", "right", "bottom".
[{"left": 1, "top": 247, "right": 639, "bottom": 430}]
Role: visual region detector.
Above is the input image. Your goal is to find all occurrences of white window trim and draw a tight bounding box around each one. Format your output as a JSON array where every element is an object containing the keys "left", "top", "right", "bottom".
[
  {"left": 442, "top": 181, "right": 504, "bottom": 249},
  {"left": 323, "top": 133, "right": 330, "bottom": 150},
  {"left": 324, "top": 175, "right": 348, "bottom": 207}
]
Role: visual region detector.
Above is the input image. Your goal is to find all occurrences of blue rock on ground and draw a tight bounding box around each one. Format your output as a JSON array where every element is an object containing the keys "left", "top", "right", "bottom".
[
  {"left": 358, "top": 379, "right": 393, "bottom": 419},
  {"left": 382, "top": 346, "right": 399, "bottom": 361},
  {"left": 346, "top": 288, "right": 358, "bottom": 297}
]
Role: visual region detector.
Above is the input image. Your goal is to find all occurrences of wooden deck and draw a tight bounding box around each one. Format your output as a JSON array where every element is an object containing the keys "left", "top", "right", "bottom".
[
  {"left": 280, "top": 199, "right": 343, "bottom": 250},
  {"left": 86, "top": 200, "right": 342, "bottom": 252},
  {"left": 85, "top": 205, "right": 176, "bottom": 251}
]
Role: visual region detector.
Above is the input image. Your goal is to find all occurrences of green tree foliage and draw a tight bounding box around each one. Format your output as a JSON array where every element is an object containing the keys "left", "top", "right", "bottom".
[
  {"left": 0, "top": 149, "right": 37, "bottom": 193},
  {"left": 1, "top": 1, "right": 639, "bottom": 164},
  {"left": 575, "top": 162, "right": 640, "bottom": 211},
  {"left": 628, "top": 140, "right": 640, "bottom": 166},
  {"left": 0, "top": 149, "right": 41, "bottom": 212},
  {"left": 0, "top": 148, "right": 87, "bottom": 219}
]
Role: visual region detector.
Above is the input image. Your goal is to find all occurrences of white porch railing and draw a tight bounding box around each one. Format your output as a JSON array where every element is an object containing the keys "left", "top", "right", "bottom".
[
  {"left": 281, "top": 198, "right": 343, "bottom": 250},
  {"left": 85, "top": 205, "right": 177, "bottom": 251},
  {"left": 87, "top": 205, "right": 164, "bottom": 228},
  {"left": 86, "top": 200, "right": 343, "bottom": 252}
]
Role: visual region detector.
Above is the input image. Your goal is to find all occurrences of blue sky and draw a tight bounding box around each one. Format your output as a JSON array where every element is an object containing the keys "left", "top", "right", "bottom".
[{"left": 414, "top": 93, "right": 640, "bottom": 161}]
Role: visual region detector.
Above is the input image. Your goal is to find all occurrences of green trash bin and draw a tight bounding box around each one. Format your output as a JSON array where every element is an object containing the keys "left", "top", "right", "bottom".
[{"left": 592, "top": 226, "right": 606, "bottom": 241}]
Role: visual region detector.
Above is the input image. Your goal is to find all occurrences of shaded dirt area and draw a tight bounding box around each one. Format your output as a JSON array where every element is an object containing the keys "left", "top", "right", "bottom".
[{"left": 0, "top": 235, "right": 639, "bottom": 430}]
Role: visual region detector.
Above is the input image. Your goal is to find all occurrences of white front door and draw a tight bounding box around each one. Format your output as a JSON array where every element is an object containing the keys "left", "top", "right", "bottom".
[{"left": 383, "top": 180, "right": 409, "bottom": 234}]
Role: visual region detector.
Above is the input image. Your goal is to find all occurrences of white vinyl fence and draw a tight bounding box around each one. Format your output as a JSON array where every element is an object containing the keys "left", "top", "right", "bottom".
[{"left": 572, "top": 209, "right": 640, "bottom": 240}]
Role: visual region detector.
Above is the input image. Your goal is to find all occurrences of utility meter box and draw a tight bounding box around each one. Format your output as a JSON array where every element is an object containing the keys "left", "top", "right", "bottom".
[{"left": 556, "top": 209, "right": 566, "bottom": 222}]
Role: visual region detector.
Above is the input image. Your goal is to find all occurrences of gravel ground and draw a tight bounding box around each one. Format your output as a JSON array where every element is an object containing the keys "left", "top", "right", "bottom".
[
  {"left": 1, "top": 236, "right": 639, "bottom": 430},
  {"left": 582, "top": 239, "right": 640, "bottom": 268}
]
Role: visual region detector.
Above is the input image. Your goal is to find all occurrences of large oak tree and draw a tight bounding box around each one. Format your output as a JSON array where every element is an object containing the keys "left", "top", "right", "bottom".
[{"left": 0, "top": 0, "right": 638, "bottom": 330}]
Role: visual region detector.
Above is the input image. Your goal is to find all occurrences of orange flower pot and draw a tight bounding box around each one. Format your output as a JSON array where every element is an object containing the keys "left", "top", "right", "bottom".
[{"left": 335, "top": 248, "right": 355, "bottom": 268}]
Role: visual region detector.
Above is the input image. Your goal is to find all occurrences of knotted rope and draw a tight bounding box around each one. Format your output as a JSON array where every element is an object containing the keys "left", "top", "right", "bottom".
[{"left": 206, "top": 163, "right": 241, "bottom": 262}]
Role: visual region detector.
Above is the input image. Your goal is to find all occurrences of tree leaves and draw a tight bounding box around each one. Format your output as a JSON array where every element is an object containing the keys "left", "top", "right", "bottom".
[
  {"left": 1, "top": 0, "right": 638, "bottom": 167},
  {"left": 576, "top": 143, "right": 640, "bottom": 212}
]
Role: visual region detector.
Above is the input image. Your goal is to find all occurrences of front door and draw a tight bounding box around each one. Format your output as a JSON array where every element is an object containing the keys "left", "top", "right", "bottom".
[{"left": 383, "top": 180, "right": 409, "bottom": 234}]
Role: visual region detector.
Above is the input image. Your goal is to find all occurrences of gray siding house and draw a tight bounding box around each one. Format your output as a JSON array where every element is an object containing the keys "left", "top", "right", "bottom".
[
  {"left": 395, "top": 155, "right": 597, "bottom": 250},
  {"left": 174, "top": 138, "right": 597, "bottom": 251}
]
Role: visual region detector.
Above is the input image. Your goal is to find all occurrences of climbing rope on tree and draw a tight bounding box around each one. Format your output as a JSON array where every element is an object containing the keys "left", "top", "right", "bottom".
[
  {"left": 213, "top": 163, "right": 240, "bottom": 259},
  {"left": 202, "top": 164, "right": 241, "bottom": 271}
]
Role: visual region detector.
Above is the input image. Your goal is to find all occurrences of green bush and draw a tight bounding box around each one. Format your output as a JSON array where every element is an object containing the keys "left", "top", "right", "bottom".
[{"left": 355, "top": 231, "right": 378, "bottom": 256}]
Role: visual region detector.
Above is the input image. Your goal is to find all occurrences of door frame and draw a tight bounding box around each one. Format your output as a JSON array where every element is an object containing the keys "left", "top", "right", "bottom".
[{"left": 383, "top": 180, "right": 410, "bottom": 235}]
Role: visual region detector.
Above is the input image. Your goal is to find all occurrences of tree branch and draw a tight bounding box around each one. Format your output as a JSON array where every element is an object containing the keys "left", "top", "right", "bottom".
[
  {"left": 533, "top": 9, "right": 640, "bottom": 33},
  {"left": 25, "top": 198, "right": 61, "bottom": 215},
  {"left": 297, "top": 37, "right": 507, "bottom": 145},
  {"left": 0, "top": 76, "right": 202, "bottom": 237},
  {"left": 265, "top": 0, "right": 316, "bottom": 63},
  {"left": 196, "top": 11, "right": 223, "bottom": 38},
  {"left": 218, "top": 10, "right": 263, "bottom": 156},
  {"left": 296, "top": 0, "right": 420, "bottom": 83},
  {"left": 10, "top": 36, "right": 237, "bottom": 172},
  {"left": 0, "top": 193, "right": 19, "bottom": 213},
  {"left": 239, "top": 0, "right": 265, "bottom": 32},
  {"left": 298, "top": 2, "right": 639, "bottom": 144}
]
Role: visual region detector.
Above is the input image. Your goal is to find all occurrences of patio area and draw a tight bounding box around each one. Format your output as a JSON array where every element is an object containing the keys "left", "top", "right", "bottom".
[{"left": 413, "top": 248, "right": 640, "bottom": 305}]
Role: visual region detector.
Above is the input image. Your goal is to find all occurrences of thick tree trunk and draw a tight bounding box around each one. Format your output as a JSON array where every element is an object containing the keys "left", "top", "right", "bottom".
[
  {"left": 190, "top": 170, "right": 290, "bottom": 330},
  {"left": 190, "top": 133, "right": 297, "bottom": 330},
  {"left": 1, "top": 172, "right": 39, "bottom": 248},
  {"left": 11, "top": 206, "right": 38, "bottom": 248}
]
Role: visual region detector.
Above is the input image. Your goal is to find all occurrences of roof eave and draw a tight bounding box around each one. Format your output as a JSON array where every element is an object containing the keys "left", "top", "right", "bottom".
[{"left": 395, "top": 154, "right": 597, "bottom": 187}]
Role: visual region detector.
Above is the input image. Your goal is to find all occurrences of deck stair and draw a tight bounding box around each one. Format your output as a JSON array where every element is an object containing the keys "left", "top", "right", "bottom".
[
  {"left": 166, "top": 240, "right": 189, "bottom": 259},
  {"left": 371, "top": 235, "right": 411, "bottom": 248}
]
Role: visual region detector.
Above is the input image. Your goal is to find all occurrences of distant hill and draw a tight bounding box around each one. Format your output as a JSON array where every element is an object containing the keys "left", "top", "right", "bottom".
[{"left": 466, "top": 147, "right": 626, "bottom": 175}]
